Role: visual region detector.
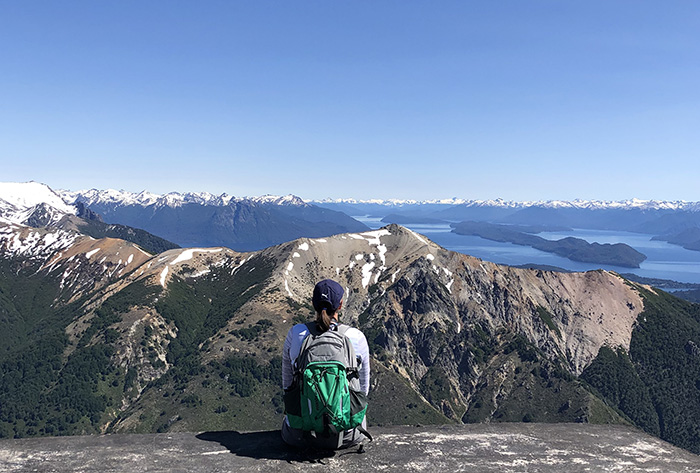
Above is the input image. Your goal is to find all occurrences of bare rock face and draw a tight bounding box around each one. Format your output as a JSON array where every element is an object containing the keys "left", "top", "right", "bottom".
[
  {"left": 251, "top": 225, "right": 642, "bottom": 413},
  {"left": 266, "top": 224, "right": 643, "bottom": 373}
]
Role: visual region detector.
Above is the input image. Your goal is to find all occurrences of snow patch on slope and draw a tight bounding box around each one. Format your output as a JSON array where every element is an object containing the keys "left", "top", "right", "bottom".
[
  {"left": 171, "top": 248, "right": 223, "bottom": 266},
  {"left": 160, "top": 267, "right": 169, "bottom": 287}
]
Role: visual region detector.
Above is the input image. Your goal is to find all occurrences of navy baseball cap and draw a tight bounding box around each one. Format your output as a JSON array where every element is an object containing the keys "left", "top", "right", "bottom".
[{"left": 312, "top": 279, "right": 344, "bottom": 311}]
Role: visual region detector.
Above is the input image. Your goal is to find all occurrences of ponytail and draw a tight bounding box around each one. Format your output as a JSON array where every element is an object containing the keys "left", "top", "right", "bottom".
[
  {"left": 316, "top": 309, "right": 333, "bottom": 332},
  {"left": 315, "top": 302, "right": 336, "bottom": 332}
]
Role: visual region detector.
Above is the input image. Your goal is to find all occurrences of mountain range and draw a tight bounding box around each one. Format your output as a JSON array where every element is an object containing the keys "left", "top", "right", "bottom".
[
  {"left": 11, "top": 182, "right": 699, "bottom": 255},
  {"left": 315, "top": 198, "right": 700, "bottom": 256},
  {"left": 58, "top": 188, "right": 369, "bottom": 251},
  {"left": 313, "top": 197, "right": 700, "bottom": 212},
  {"left": 1, "top": 182, "right": 700, "bottom": 455}
]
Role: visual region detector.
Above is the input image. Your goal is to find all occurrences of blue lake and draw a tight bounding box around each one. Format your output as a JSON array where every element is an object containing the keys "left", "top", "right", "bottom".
[{"left": 355, "top": 217, "right": 700, "bottom": 284}]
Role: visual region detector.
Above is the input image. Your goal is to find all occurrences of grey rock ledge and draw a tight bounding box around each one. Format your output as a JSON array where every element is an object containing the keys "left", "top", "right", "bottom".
[{"left": 1, "top": 423, "right": 700, "bottom": 472}]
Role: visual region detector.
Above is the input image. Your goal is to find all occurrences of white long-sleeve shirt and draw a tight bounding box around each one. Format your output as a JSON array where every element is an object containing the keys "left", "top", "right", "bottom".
[{"left": 282, "top": 323, "right": 370, "bottom": 395}]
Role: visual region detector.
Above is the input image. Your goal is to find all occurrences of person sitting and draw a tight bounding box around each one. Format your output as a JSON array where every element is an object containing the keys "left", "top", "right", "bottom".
[{"left": 281, "top": 279, "right": 370, "bottom": 449}]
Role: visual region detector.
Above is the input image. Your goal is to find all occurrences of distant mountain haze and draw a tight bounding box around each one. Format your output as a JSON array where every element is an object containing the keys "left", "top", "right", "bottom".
[
  {"left": 314, "top": 198, "right": 700, "bottom": 257},
  {"left": 59, "top": 188, "right": 370, "bottom": 251}
]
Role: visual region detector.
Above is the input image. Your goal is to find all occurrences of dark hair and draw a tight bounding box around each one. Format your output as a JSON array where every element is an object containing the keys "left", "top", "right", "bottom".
[{"left": 315, "top": 301, "right": 337, "bottom": 332}]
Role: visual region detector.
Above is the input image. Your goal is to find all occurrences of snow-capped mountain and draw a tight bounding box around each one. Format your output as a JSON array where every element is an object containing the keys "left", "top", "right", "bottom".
[
  {"left": 0, "top": 182, "right": 75, "bottom": 213},
  {"left": 0, "top": 183, "right": 367, "bottom": 252},
  {"left": 315, "top": 196, "right": 700, "bottom": 241},
  {"left": 0, "top": 182, "right": 181, "bottom": 260},
  {"left": 5, "top": 181, "right": 700, "bottom": 253},
  {"left": 311, "top": 197, "right": 700, "bottom": 212},
  {"left": 58, "top": 188, "right": 308, "bottom": 210},
  {"left": 0, "top": 182, "right": 77, "bottom": 226},
  {"left": 56, "top": 186, "right": 367, "bottom": 251}
]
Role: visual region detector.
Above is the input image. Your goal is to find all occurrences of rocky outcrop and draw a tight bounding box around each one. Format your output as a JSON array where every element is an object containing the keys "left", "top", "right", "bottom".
[{"left": 1, "top": 424, "right": 699, "bottom": 472}]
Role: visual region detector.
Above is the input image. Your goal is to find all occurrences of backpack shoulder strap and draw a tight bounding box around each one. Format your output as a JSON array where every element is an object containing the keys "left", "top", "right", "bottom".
[
  {"left": 335, "top": 324, "right": 350, "bottom": 336},
  {"left": 294, "top": 323, "right": 320, "bottom": 371},
  {"left": 334, "top": 324, "right": 358, "bottom": 371},
  {"left": 305, "top": 322, "right": 321, "bottom": 336}
]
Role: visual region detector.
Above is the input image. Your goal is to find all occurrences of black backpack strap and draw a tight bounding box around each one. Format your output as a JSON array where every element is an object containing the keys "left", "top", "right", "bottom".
[
  {"left": 357, "top": 425, "right": 373, "bottom": 442},
  {"left": 305, "top": 321, "right": 321, "bottom": 336}
]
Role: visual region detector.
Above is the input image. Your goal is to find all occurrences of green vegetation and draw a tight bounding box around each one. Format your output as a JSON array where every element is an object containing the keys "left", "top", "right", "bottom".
[
  {"left": 581, "top": 287, "right": 700, "bottom": 453},
  {"left": 0, "top": 259, "right": 159, "bottom": 438},
  {"left": 420, "top": 365, "right": 455, "bottom": 407},
  {"left": 112, "top": 352, "right": 284, "bottom": 434},
  {"left": 4, "top": 229, "right": 700, "bottom": 457},
  {"left": 581, "top": 346, "right": 659, "bottom": 435},
  {"left": 630, "top": 288, "right": 700, "bottom": 453},
  {"left": 229, "top": 319, "right": 273, "bottom": 341},
  {"left": 460, "top": 332, "right": 620, "bottom": 426},
  {"left": 123, "top": 370, "right": 285, "bottom": 433},
  {"left": 466, "top": 322, "right": 499, "bottom": 365},
  {"left": 536, "top": 306, "right": 561, "bottom": 337},
  {"left": 105, "top": 253, "right": 281, "bottom": 433},
  {"left": 503, "top": 334, "right": 538, "bottom": 362},
  {"left": 79, "top": 280, "right": 161, "bottom": 346},
  {"left": 210, "top": 354, "right": 281, "bottom": 397},
  {"left": 154, "top": 254, "right": 275, "bottom": 388},
  {"left": 0, "top": 248, "right": 280, "bottom": 438},
  {"left": 0, "top": 260, "right": 66, "bottom": 352},
  {"left": 0, "top": 338, "right": 119, "bottom": 438},
  {"left": 368, "top": 362, "right": 449, "bottom": 426}
]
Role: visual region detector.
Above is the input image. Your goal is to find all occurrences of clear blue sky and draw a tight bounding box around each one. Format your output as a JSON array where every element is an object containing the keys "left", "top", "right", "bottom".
[{"left": 1, "top": 1, "right": 699, "bottom": 201}]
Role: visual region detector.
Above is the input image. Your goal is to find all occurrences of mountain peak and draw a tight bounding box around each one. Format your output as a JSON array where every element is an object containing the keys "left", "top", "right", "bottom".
[
  {"left": 0, "top": 182, "right": 76, "bottom": 225},
  {"left": 0, "top": 181, "right": 76, "bottom": 215},
  {"left": 251, "top": 194, "right": 307, "bottom": 206}
]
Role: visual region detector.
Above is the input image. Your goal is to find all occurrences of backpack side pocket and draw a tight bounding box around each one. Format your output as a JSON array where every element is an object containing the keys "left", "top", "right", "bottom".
[
  {"left": 349, "top": 389, "right": 368, "bottom": 426},
  {"left": 284, "top": 381, "right": 303, "bottom": 427}
]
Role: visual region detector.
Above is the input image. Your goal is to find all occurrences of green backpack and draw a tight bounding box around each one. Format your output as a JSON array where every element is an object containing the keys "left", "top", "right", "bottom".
[{"left": 284, "top": 323, "right": 371, "bottom": 440}]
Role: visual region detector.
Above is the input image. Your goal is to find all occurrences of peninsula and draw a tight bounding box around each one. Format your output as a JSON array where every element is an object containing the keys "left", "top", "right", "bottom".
[{"left": 452, "top": 221, "right": 647, "bottom": 268}]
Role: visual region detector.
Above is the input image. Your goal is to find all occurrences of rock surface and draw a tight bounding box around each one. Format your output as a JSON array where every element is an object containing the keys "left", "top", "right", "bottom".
[{"left": 1, "top": 424, "right": 699, "bottom": 472}]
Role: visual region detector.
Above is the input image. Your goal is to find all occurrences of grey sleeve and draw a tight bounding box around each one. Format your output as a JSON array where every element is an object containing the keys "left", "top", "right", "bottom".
[{"left": 282, "top": 328, "right": 294, "bottom": 389}]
